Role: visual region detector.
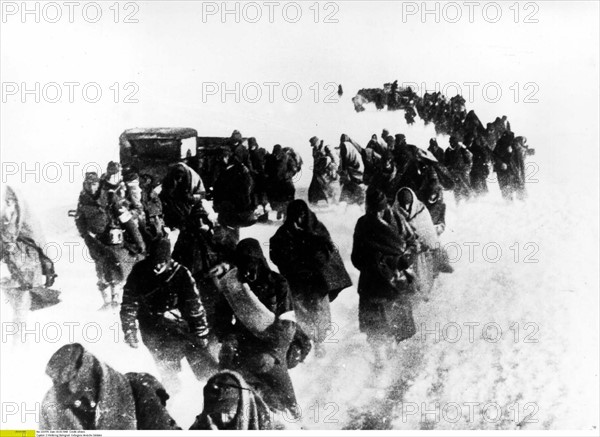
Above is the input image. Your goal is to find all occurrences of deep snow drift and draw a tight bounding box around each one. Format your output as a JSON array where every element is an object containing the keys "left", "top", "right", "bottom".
[{"left": 1, "top": 155, "right": 598, "bottom": 430}]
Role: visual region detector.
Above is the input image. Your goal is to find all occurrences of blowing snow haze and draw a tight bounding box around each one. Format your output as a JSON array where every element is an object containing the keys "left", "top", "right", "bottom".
[{"left": 0, "top": 1, "right": 598, "bottom": 432}]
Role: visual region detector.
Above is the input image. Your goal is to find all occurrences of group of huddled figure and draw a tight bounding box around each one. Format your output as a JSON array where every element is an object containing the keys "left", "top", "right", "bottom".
[
  {"left": 33, "top": 120, "right": 532, "bottom": 430},
  {"left": 73, "top": 130, "right": 304, "bottom": 308},
  {"left": 353, "top": 82, "right": 533, "bottom": 202},
  {"left": 310, "top": 122, "right": 530, "bottom": 213}
]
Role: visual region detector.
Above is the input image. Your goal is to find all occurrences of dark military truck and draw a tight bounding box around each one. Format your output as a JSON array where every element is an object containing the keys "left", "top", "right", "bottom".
[{"left": 119, "top": 128, "right": 245, "bottom": 197}]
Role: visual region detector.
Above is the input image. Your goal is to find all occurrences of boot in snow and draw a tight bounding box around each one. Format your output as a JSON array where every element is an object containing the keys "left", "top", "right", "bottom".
[
  {"left": 110, "top": 284, "right": 122, "bottom": 308},
  {"left": 98, "top": 284, "right": 112, "bottom": 311}
]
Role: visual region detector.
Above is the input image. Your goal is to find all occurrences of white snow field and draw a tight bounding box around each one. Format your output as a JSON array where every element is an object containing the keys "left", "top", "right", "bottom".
[
  {"left": 1, "top": 1, "right": 598, "bottom": 431},
  {"left": 1, "top": 123, "right": 598, "bottom": 430}
]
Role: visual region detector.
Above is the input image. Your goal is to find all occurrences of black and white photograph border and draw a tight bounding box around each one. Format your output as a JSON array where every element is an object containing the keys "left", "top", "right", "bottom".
[{"left": 0, "top": 0, "right": 598, "bottom": 435}]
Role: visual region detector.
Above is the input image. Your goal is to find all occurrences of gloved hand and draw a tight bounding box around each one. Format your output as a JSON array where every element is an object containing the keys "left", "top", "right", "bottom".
[
  {"left": 192, "top": 335, "right": 209, "bottom": 349},
  {"left": 124, "top": 331, "right": 139, "bottom": 349},
  {"left": 208, "top": 262, "right": 230, "bottom": 279}
]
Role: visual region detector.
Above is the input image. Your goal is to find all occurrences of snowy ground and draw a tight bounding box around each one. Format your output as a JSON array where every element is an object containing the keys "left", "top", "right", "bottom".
[
  {"left": 1, "top": 3, "right": 598, "bottom": 428},
  {"left": 1, "top": 169, "right": 598, "bottom": 430}
]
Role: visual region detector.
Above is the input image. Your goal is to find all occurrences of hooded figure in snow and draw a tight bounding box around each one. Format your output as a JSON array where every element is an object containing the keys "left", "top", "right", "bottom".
[
  {"left": 190, "top": 370, "right": 274, "bottom": 430},
  {"left": 393, "top": 187, "right": 452, "bottom": 293},
  {"left": 40, "top": 343, "right": 179, "bottom": 430},
  {"left": 264, "top": 145, "right": 301, "bottom": 219},
  {"left": 351, "top": 188, "right": 417, "bottom": 368},
  {"left": 248, "top": 137, "right": 269, "bottom": 210},
  {"left": 212, "top": 147, "right": 257, "bottom": 235},
  {"left": 1, "top": 185, "right": 58, "bottom": 324},
  {"left": 308, "top": 137, "right": 340, "bottom": 206},
  {"left": 1, "top": 185, "right": 56, "bottom": 289},
  {"left": 270, "top": 200, "right": 352, "bottom": 357},
  {"left": 493, "top": 132, "right": 528, "bottom": 201},
  {"left": 428, "top": 138, "right": 445, "bottom": 163},
  {"left": 466, "top": 133, "right": 492, "bottom": 195},
  {"left": 369, "top": 151, "right": 405, "bottom": 204},
  {"left": 213, "top": 238, "right": 299, "bottom": 416},
  {"left": 159, "top": 162, "right": 205, "bottom": 230},
  {"left": 338, "top": 134, "right": 365, "bottom": 205}
]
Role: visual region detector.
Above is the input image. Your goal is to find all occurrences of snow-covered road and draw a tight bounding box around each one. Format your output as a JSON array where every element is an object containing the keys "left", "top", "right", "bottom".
[{"left": 2, "top": 175, "right": 597, "bottom": 430}]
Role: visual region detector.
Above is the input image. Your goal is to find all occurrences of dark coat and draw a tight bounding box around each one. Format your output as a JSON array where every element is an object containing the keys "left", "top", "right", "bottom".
[
  {"left": 214, "top": 239, "right": 297, "bottom": 414},
  {"left": 445, "top": 146, "right": 473, "bottom": 198},
  {"left": 308, "top": 149, "right": 339, "bottom": 205},
  {"left": 361, "top": 146, "right": 382, "bottom": 186},
  {"left": 75, "top": 187, "right": 139, "bottom": 285},
  {"left": 139, "top": 186, "right": 165, "bottom": 241},
  {"left": 366, "top": 138, "right": 386, "bottom": 157},
  {"left": 213, "top": 162, "right": 256, "bottom": 228},
  {"left": 125, "top": 372, "right": 180, "bottom": 430},
  {"left": 214, "top": 244, "right": 295, "bottom": 363},
  {"left": 41, "top": 344, "right": 137, "bottom": 430},
  {"left": 249, "top": 145, "right": 269, "bottom": 206},
  {"left": 493, "top": 133, "right": 527, "bottom": 199},
  {"left": 172, "top": 207, "right": 237, "bottom": 327},
  {"left": 270, "top": 200, "right": 352, "bottom": 297},
  {"left": 351, "top": 210, "right": 416, "bottom": 301},
  {"left": 264, "top": 146, "right": 296, "bottom": 211},
  {"left": 159, "top": 162, "right": 205, "bottom": 230},
  {"left": 351, "top": 210, "right": 417, "bottom": 340},
  {"left": 369, "top": 167, "right": 397, "bottom": 204},
  {"left": 418, "top": 166, "right": 447, "bottom": 229},
  {"left": 393, "top": 144, "right": 418, "bottom": 175},
  {"left": 231, "top": 143, "right": 253, "bottom": 172},
  {"left": 120, "top": 260, "right": 209, "bottom": 343},
  {"left": 75, "top": 189, "right": 110, "bottom": 238},
  {"left": 172, "top": 207, "right": 236, "bottom": 278},
  {"left": 428, "top": 142, "right": 445, "bottom": 164},
  {"left": 469, "top": 139, "right": 492, "bottom": 193},
  {"left": 270, "top": 201, "right": 351, "bottom": 342},
  {"left": 444, "top": 145, "right": 473, "bottom": 175},
  {"left": 249, "top": 146, "right": 267, "bottom": 174}
]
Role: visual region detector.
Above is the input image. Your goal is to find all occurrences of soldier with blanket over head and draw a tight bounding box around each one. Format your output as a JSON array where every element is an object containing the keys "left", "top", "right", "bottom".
[
  {"left": 351, "top": 188, "right": 418, "bottom": 369},
  {"left": 41, "top": 343, "right": 180, "bottom": 430},
  {"left": 270, "top": 200, "right": 352, "bottom": 358},
  {"left": 1, "top": 185, "right": 57, "bottom": 324},
  {"left": 213, "top": 238, "right": 299, "bottom": 417}
]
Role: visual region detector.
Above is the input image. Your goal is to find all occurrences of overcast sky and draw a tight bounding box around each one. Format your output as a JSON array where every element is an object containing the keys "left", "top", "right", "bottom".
[{"left": 1, "top": 1, "right": 598, "bottom": 206}]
